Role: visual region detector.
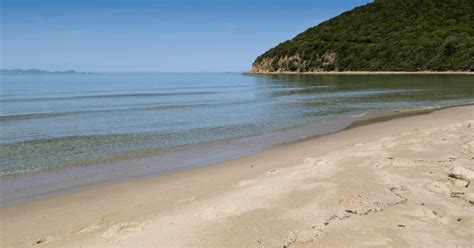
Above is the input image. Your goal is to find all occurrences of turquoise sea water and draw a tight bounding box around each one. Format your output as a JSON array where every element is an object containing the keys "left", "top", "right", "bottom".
[{"left": 1, "top": 73, "right": 473, "bottom": 176}]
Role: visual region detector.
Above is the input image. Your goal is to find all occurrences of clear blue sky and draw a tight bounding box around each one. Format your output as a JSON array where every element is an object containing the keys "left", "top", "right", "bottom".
[{"left": 2, "top": 0, "right": 371, "bottom": 72}]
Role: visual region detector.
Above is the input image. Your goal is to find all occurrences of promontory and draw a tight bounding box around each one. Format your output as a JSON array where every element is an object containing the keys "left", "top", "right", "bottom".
[{"left": 252, "top": 0, "right": 473, "bottom": 73}]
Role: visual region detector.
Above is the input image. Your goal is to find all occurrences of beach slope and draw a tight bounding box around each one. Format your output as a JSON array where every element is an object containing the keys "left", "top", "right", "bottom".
[{"left": 1, "top": 105, "right": 473, "bottom": 247}]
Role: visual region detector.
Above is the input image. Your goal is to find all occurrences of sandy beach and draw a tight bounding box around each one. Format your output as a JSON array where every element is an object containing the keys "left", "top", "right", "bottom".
[{"left": 1, "top": 105, "right": 473, "bottom": 247}]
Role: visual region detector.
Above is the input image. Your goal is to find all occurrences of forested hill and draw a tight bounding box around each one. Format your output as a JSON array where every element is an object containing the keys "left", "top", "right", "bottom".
[{"left": 252, "top": 0, "right": 473, "bottom": 72}]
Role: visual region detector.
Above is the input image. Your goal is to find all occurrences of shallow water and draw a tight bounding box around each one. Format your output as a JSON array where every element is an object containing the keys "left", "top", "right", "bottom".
[{"left": 1, "top": 73, "right": 473, "bottom": 176}]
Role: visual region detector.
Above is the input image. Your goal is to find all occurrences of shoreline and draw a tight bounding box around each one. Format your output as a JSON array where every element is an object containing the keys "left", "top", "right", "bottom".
[
  {"left": 1, "top": 103, "right": 471, "bottom": 207},
  {"left": 1, "top": 103, "right": 473, "bottom": 208},
  {"left": 1, "top": 105, "right": 473, "bottom": 247},
  {"left": 244, "top": 71, "right": 474, "bottom": 75},
  {"left": 0, "top": 113, "right": 353, "bottom": 207}
]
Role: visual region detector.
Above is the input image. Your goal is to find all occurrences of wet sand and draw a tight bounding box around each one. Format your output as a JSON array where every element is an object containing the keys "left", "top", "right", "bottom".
[{"left": 1, "top": 105, "right": 473, "bottom": 247}]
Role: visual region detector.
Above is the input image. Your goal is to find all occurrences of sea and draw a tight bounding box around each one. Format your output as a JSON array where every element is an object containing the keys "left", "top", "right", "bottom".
[{"left": 1, "top": 73, "right": 473, "bottom": 205}]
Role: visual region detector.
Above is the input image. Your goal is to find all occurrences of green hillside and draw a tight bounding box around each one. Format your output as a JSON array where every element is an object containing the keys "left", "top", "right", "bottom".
[{"left": 252, "top": 0, "right": 474, "bottom": 72}]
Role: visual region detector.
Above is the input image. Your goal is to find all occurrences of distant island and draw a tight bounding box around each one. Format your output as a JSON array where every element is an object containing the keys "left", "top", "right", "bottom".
[
  {"left": 252, "top": 0, "right": 474, "bottom": 73},
  {"left": 0, "top": 69, "right": 85, "bottom": 75}
]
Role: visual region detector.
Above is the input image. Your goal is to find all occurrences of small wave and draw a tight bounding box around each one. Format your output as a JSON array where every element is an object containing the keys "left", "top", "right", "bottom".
[
  {"left": 347, "top": 112, "right": 369, "bottom": 118},
  {"left": 394, "top": 100, "right": 474, "bottom": 113},
  {"left": 0, "top": 91, "right": 222, "bottom": 102},
  {"left": 0, "top": 113, "right": 65, "bottom": 121},
  {"left": 0, "top": 99, "right": 261, "bottom": 122}
]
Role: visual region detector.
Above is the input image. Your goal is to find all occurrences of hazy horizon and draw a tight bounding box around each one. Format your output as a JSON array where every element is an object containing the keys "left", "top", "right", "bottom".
[
  {"left": 0, "top": 68, "right": 247, "bottom": 73},
  {"left": 2, "top": 0, "right": 371, "bottom": 73}
]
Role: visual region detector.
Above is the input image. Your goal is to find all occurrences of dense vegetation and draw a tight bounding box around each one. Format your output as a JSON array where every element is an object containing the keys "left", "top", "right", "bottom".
[{"left": 252, "top": 0, "right": 474, "bottom": 72}]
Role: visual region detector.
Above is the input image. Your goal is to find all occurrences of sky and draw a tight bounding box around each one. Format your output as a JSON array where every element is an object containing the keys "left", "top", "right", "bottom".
[{"left": 1, "top": 0, "right": 371, "bottom": 72}]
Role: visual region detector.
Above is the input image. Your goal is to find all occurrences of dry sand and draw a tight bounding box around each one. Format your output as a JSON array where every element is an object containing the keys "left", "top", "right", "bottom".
[{"left": 1, "top": 105, "right": 473, "bottom": 247}]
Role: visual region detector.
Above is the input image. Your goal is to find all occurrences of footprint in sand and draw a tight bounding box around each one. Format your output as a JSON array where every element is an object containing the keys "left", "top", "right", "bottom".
[
  {"left": 390, "top": 184, "right": 410, "bottom": 195},
  {"left": 461, "top": 144, "right": 473, "bottom": 151},
  {"left": 267, "top": 167, "right": 283, "bottom": 174},
  {"left": 421, "top": 206, "right": 438, "bottom": 220},
  {"left": 288, "top": 157, "right": 329, "bottom": 179},
  {"left": 408, "top": 146, "right": 432, "bottom": 152},
  {"left": 234, "top": 179, "right": 258, "bottom": 187},
  {"left": 302, "top": 157, "right": 320, "bottom": 166},
  {"left": 199, "top": 205, "right": 237, "bottom": 220},
  {"left": 72, "top": 224, "right": 101, "bottom": 235},
  {"left": 383, "top": 142, "right": 397, "bottom": 149},
  {"left": 72, "top": 218, "right": 106, "bottom": 235},
  {"left": 32, "top": 235, "right": 55, "bottom": 246},
  {"left": 452, "top": 179, "right": 469, "bottom": 188},
  {"left": 449, "top": 166, "right": 474, "bottom": 180},
  {"left": 452, "top": 192, "right": 474, "bottom": 204},
  {"left": 286, "top": 228, "right": 323, "bottom": 245},
  {"left": 389, "top": 159, "right": 419, "bottom": 167},
  {"left": 353, "top": 150, "right": 384, "bottom": 159},
  {"left": 464, "top": 193, "right": 474, "bottom": 204},
  {"left": 426, "top": 182, "right": 451, "bottom": 196},
  {"left": 423, "top": 206, "right": 449, "bottom": 224},
  {"left": 337, "top": 193, "right": 384, "bottom": 215},
  {"left": 374, "top": 174, "right": 392, "bottom": 184},
  {"left": 338, "top": 194, "right": 369, "bottom": 208},
  {"left": 410, "top": 204, "right": 450, "bottom": 224},
  {"left": 102, "top": 222, "right": 143, "bottom": 238},
  {"left": 177, "top": 196, "right": 196, "bottom": 204},
  {"left": 289, "top": 169, "right": 318, "bottom": 179}
]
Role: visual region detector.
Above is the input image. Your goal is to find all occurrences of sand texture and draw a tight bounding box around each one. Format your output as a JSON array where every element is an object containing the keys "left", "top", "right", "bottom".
[{"left": 1, "top": 105, "right": 473, "bottom": 247}]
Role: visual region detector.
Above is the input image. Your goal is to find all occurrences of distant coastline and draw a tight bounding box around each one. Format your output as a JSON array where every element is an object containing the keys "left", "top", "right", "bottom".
[
  {"left": 245, "top": 71, "right": 474, "bottom": 76},
  {"left": 0, "top": 69, "right": 87, "bottom": 75}
]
